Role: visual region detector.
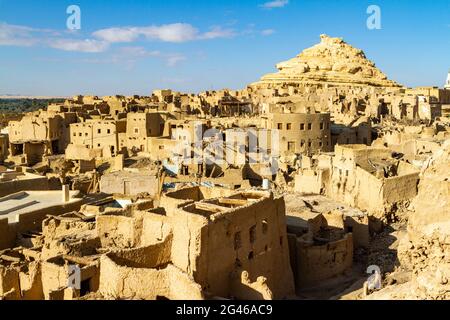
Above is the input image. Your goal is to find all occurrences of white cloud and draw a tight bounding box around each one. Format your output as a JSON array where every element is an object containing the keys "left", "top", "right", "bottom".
[
  {"left": 0, "top": 22, "right": 62, "bottom": 47},
  {"left": 139, "top": 23, "right": 198, "bottom": 43},
  {"left": 90, "top": 47, "right": 186, "bottom": 68},
  {"left": 165, "top": 54, "right": 186, "bottom": 67},
  {"left": 93, "top": 23, "right": 235, "bottom": 43},
  {"left": 92, "top": 27, "right": 139, "bottom": 43},
  {"left": 260, "top": 0, "right": 289, "bottom": 9},
  {"left": 0, "top": 21, "right": 234, "bottom": 57},
  {"left": 119, "top": 46, "right": 160, "bottom": 57},
  {"left": 0, "top": 23, "right": 39, "bottom": 46},
  {"left": 116, "top": 47, "right": 185, "bottom": 67},
  {"left": 199, "top": 26, "right": 236, "bottom": 40},
  {"left": 49, "top": 39, "right": 109, "bottom": 53},
  {"left": 0, "top": 22, "right": 107, "bottom": 53},
  {"left": 261, "top": 29, "right": 276, "bottom": 36}
]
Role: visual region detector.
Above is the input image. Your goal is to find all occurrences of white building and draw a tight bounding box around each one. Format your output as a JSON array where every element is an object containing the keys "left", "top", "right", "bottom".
[{"left": 445, "top": 70, "right": 450, "bottom": 90}]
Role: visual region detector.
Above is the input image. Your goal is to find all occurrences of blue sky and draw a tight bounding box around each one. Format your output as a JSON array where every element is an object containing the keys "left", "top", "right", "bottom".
[{"left": 0, "top": 0, "right": 449, "bottom": 96}]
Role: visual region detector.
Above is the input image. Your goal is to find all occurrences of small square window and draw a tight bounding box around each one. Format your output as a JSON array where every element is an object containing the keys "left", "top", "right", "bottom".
[
  {"left": 308, "top": 123, "right": 312, "bottom": 130},
  {"left": 287, "top": 141, "right": 295, "bottom": 152},
  {"left": 97, "top": 129, "right": 101, "bottom": 134},
  {"left": 300, "top": 123, "right": 305, "bottom": 130},
  {"left": 277, "top": 123, "right": 283, "bottom": 130},
  {"left": 286, "top": 123, "right": 292, "bottom": 130}
]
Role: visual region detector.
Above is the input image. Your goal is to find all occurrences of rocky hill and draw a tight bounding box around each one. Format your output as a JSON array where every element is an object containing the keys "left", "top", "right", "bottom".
[{"left": 252, "top": 34, "right": 401, "bottom": 88}]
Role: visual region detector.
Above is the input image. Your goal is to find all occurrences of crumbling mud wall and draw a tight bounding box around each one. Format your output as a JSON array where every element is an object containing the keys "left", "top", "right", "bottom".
[
  {"left": 100, "top": 171, "right": 158, "bottom": 197},
  {"left": 329, "top": 145, "right": 420, "bottom": 224},
  {"left": 0, "top": 264, "right": 21, "bottom": 298},
  {"left": 96, "top": 210, "right": 172, "bottom": 249},
  {"left": 15, "top": 199, "right": 85, "bottom": 234},
  {"left": 177, "top": 193, "right": 295, "bottom": 299},
  {"left": 0, "top": 219, "right": 16, "bottom": 250},
  {"left": 18, "top": 261, "right": 44, "bottom": 300},
  {"left": 98, "top": 255, "right": 203, "bottom": 300},
  {"left": 397, "top": 142, "right": 450, "bottom": 299},
  {"left": 293, "top": 234, "right": 353, "bottom": 289},
  {"left": 368, "top": 142, "right": 450, "bottom": 299},
  {"left": 0, "top": 250, "right": 43, "bottom": 300},
  {"left": 295, "top": 169, "right": 327, "bottom": 194},
  {"left": 107, "top": 235, "right": 172, "bottom": 269},
  {"left": 41, "top": 257, "right": 99, "bottom": 300},
  {"left": 160, "top": 186, "right": 237, "bottom": 211}
]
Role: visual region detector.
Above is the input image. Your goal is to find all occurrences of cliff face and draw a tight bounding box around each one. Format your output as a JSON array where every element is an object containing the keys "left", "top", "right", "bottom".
[{"left": 252, "top": 34, "right": 401, "bottom": 88}]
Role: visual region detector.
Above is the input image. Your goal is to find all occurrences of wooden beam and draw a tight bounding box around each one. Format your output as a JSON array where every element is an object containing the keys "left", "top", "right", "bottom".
[
  {"left": 0, "top": 255, "right": 21, "bottom": 263},
  {"left": 62, "top": 255, "right": 95, "bottom": 266},
  {"left": 218, "top": 198, "right": 248, "bottom": 206},
  {"left": 195, "top": 202, "right": 227, "bottom": 213}
]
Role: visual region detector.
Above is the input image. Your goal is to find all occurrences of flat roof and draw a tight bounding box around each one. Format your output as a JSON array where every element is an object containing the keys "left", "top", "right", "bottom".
[
  {"left": 0, "top": 190, "right": 81, "bottom": 223},
  {"left": 0, "top": 170, "right": 45, "bottom": 182}
]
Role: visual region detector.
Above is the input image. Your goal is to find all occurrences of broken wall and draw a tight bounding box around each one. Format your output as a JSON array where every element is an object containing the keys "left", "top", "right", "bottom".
[
  {"left": 98, "top": 255, "right": 203, "bottom": 300},
  {"left": 0, "top": 219, "right": 15, "bottom": 250},
  {"left": 174, "top": 194, "right": 295, "bottom": 299},
  {"left": 293, "top": 233, "right": 353, "bottom": 289}
]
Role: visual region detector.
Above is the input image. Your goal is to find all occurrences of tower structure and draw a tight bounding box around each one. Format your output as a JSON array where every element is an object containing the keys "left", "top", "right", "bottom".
[{"left": 445, "top": 70, "right": 450, "bottom": 89}]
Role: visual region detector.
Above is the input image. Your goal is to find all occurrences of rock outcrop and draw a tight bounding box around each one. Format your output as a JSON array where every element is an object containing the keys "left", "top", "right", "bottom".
[{"left": 252, "top": 34, "right": 401, "bottom": 88}]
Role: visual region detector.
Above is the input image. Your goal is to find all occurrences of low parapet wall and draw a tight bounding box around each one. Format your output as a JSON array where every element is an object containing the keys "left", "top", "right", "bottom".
[{"left": 0, "top": 175, "right": 49, "bottom": 198}]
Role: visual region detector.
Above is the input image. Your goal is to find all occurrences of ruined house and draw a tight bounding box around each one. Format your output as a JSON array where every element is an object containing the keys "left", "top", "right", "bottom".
[
  {"left": 329, "top": 145, "right": 420, "bottom": 225},
  {"left": 286, "top": 210, "right": 354, "bottom": 291},
  {"left": 1, "top": 187, "right": 295, "bottom": 300},
  {"left": 8, "top": 111, "right": 77, "bottom": 166}
]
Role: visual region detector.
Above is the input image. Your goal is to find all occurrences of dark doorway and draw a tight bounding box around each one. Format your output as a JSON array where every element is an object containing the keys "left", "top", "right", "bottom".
[
  {"left": 80, "top": 279, "right": 91, "bottom": 296},
  {"left": 51, "top": 140, "right": 59, "bottom": 154}
]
